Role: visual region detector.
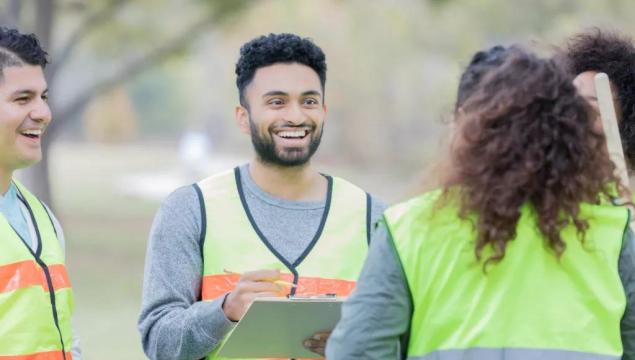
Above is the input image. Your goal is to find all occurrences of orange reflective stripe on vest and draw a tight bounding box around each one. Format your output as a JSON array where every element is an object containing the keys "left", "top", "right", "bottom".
[
  {"left": 0, "top": 260, "right": 70, "bottom": 294},
  {"left": 0, "top": 351, "right": 72, "bottom": 360},
  {"left": 0, "top": 260, "right": 71, "bottom": 293},
  {"left": 202, "top": 273, "right": 356, "bottom": 300}
]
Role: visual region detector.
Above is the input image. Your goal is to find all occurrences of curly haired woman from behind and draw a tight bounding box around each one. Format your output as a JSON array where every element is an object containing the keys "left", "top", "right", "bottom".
[{"left": 326, "top": 47, "right": 635, "bottom": 360}]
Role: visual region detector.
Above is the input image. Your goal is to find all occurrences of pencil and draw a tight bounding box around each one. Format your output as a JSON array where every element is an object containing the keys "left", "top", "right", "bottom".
[{"left": 223, "top": 269, "right": 297, "bottom": 288}]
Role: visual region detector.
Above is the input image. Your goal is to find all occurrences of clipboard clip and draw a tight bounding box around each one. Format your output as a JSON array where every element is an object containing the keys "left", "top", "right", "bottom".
[{"left": 287, "top": 293, "right": 337, "bottom": 300}]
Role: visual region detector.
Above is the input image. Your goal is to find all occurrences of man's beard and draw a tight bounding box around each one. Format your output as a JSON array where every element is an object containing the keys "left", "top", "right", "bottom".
[{"left": 249, "top": 116, "right": 322, "bottom": 167}]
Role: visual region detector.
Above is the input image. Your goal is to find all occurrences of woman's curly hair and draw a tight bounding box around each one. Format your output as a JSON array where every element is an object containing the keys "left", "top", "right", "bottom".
[
  {"left": 566, "top": 29, "right": 635, "bottom": 168},
  {"left": 444, "top": 47, "right": 622, "bottom": 268}
]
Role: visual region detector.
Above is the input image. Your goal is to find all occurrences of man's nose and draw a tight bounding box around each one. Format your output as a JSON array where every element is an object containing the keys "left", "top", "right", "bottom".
[
  {"left": 30, "top": 99, "right": 52, "bottom": 125},
  {"left": 283, "top": 103, "right": 306, "bottom": 125}
]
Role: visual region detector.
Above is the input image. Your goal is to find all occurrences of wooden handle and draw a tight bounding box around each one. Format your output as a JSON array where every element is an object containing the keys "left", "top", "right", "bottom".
[{"left": 595, "top": 72, "right": 629, "bottom": 188}]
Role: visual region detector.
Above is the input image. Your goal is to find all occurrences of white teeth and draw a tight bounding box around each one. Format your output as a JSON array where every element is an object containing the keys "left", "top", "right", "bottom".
[
  {"left": 278, "top": 130, "right": 306, "bottom": 138},
  {"left": 21, "top": 129, "right": 42, "bottom": 136}
]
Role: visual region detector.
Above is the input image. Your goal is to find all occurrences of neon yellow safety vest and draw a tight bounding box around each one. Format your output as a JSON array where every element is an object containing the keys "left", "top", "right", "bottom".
[
  {"left": 385, "top": 189, "right": 629, "bottom": 360},
  {"left": 196, "top": 167, "right": 370, "bottom": 360},
  {"left": 0, "top": 181, "right": 74, "bottom": 360}
]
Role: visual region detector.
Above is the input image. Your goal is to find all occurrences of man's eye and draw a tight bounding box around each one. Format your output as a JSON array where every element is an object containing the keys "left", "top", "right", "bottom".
[
  {"left": 269, "top": 99, "right": 284, "bottom": 106},
  {"left": 15, "top": 97, "right": 30, "bottom": 103},
  {"left": 304, "top": 98, "right": 318, "bottom": 105},
  {"left": 42, "top": 95, "right": 49, "bottom": 103}
]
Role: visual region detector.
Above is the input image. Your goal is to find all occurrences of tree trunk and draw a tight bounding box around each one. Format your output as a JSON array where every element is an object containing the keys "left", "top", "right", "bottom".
[
  {"left": 35, "top": 0, "right": 54, "bottom": 50},
  {"left": 5, "top": 0, "right": 22, "bottom": 27},
  {"left": 18, "top": 0, "right": 57, "bottom": 207}
]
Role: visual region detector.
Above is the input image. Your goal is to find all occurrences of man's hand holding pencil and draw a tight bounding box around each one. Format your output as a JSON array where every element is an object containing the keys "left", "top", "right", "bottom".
[{"left": 222, "top": 269, "right": 295, "bottom": 321}]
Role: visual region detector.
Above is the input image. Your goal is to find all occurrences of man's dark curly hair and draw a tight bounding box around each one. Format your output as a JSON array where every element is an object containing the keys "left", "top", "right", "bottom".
[
  {"left": 0, "top": 27, "right": 48, "bottom": 80},
  {"left": 235, "top": 33, "right": 326, "bottom": 107},
  {"left": 443, "top": 47, "right": 621, "bottom": 269},
  {"left": 456, "top": 45, "right": 510, "bottom": 109},
  {"left": 566, "top": 29, "right": 635, "bottom": 167}
]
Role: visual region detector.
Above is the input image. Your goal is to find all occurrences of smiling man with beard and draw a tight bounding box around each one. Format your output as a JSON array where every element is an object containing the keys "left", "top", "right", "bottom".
[{"left": 139, "top": 33, "right": 385, "bottom": 360}]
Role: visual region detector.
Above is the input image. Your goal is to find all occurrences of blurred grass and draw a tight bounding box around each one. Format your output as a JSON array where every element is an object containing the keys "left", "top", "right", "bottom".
[{"left": 51, "top": 142, "right": 175, "bottom": 360}]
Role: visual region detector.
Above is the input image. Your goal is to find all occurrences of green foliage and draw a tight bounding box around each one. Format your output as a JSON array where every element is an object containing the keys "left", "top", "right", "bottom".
[
  {"left": 196, "top": 0, "right": 252, "bottom": 22},
  {"left": 207, "top": 0, "right": 635, "bottom": 171},
  {"left": 128, "top": 60, "right": 192, "bottom": 136}
]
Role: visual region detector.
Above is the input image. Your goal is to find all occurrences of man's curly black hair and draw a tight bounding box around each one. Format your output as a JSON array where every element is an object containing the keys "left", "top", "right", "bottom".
[
  {"left": 0, "top": 27, "right": 48, "bottom": 80},
  {"left": 235, "top": 33, "right": 326, "bottom": 107},
  {"left": 566, "top": 29, "right": 635, "bottom": 167}
]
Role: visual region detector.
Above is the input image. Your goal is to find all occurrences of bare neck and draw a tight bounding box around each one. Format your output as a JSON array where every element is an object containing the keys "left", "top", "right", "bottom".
[{"left": 248, "top": 159, "right": 327, "bottom": 202}]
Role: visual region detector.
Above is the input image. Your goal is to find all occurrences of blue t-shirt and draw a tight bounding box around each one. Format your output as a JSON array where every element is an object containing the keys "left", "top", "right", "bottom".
[{"left": 0, "top": 182, "right": 31, "bottom": 244}]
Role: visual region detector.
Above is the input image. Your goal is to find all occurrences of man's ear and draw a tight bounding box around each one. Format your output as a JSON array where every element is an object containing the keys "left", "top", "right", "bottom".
[
  {"left": 235, "top": 105, "right": 250, "bottom": 134},
  {"left": 322, "top": 103, "right": 328, "bottom": 125}
]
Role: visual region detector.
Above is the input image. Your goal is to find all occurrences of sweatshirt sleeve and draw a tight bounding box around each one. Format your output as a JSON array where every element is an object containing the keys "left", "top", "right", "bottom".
[
  {"left": 138, "top": 185, "right": 235, "bottom": 360},
  {"left": 326, "top": 219, "right": 411, "bottom": 360},
  {"left": 620, "top": 227, "right": 635, "bottom": 360}
]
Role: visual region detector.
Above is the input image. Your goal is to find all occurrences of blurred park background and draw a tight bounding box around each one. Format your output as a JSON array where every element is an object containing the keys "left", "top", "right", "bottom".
[{"left": 3, "top": 0, "right": 635, "bottom": 358}]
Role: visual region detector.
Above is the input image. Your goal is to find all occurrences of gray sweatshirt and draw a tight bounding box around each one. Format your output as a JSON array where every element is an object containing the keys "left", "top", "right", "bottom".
[
  {"left": 326, "top": 221, "right": 635, "bottom": 360},
  {"left": 138, "top": 164, "right": 386, "bottom": 360}
]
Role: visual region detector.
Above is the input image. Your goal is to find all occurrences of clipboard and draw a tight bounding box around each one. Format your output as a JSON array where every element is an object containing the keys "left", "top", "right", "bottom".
[{"left": 217, "top": 296, "right": 343, "bottom": 359}]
